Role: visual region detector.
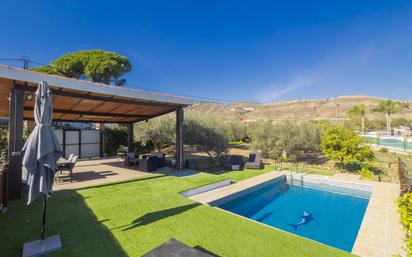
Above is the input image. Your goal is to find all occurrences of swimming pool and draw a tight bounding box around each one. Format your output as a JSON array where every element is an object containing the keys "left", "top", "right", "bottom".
[
  {"left": 215, "top": 176, "right": 371, "bottom": 252},
  {"left": 362, "top": 136, "right": 411, "bottom": 151}
]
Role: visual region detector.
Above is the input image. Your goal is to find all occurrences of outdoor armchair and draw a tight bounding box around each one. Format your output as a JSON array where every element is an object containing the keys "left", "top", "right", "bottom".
[
  {"left": 224, "top": 155, "right": 244, "bottom": 171},
  {"left": 125, "top": 152, "right": 138, "bottom": 168},
  {"left": 245, "top": 153, "right": 264, "bottom": 169}
]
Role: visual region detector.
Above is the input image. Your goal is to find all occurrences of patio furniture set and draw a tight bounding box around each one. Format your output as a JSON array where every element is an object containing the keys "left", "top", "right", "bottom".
[
  {"left": 224, "top": 153, "right": 264, "bottom": 171},
  {"left": 124, "top": 152, "right": 167, "bottom": 172}
]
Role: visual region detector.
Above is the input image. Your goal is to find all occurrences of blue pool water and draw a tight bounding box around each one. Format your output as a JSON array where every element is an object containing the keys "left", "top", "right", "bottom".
[
  {"left": 217, "top": 179, "right": 370, "bottom": 252},
  {"left": 362, "top": 136, "right": 412, "bottom": 150}
]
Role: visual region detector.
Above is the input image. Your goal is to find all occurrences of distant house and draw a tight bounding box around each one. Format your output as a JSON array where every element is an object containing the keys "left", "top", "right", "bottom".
[{"left": 393, "top": 126, "right": 411, "bottom": 137}]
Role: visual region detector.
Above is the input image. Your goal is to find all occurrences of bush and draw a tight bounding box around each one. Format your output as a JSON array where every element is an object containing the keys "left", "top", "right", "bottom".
[
  {"left": 103, "top": 125, "right": 128, "bottom": 156},
  {"left": 397, "top": 193, "right": 412, "bottom": 256},
  {"left": 380, "top": 147, "right": 389, "bottom": 153},
  {"left": 0, "top": 128, "right": 7, "bottom": 168},
  {"left": 185, "top": 113, "right": 229, "bottom": 163},
  {"left": 248, "top": 120, "right": 321, "bottom": 160},
  {"left": 359, "top": 167, "right": 374, "bottom": 179}
]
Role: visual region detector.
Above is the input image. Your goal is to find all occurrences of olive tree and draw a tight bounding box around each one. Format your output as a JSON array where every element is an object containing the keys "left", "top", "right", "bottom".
[
  {"left": 184, "top": 114, "right": 228, "bottom": 163},
  {"left": 249, "top": 121, "right": 321, "bottom": 160},
  {"left": 134, "top": 116, "right": 175, "bottom": 153}
]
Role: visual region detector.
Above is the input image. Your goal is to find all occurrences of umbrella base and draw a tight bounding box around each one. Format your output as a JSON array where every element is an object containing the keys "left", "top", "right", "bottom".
[{"left": 22, "top": 234, "right": 62, "bottom": 257}]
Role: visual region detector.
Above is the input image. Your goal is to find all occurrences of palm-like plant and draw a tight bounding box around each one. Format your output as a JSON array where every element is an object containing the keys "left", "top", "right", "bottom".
[
  {"left": 348, "top": 104, "right": 367, "bottom": 134},
  {"left": 372, "top": 100, "right": 400, "bottom": 136}
]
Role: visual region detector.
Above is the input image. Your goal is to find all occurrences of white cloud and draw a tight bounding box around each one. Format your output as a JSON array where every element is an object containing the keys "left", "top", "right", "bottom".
[{"left": 255, "top": 76, "right": 318, "bottom": 103}]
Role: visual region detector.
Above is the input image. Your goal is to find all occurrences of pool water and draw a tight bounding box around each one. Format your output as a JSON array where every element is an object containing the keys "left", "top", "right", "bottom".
[
  {"left": 362, "top": 136, "right": 411, "bottom": 150},
  {"left": 217, "top": 179, "right": 370, "bottom": 252}
]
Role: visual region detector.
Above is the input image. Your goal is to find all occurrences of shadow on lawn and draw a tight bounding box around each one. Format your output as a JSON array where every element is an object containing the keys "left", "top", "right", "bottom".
[
  {"left": 194, "top": 245, "right": 221, "bottom": 257},
  {"left": 0, "top": 190, "right": 128, "bottom": 257},
  {"left": 115, "top": 203, "right": 200, "bottom": 231}
]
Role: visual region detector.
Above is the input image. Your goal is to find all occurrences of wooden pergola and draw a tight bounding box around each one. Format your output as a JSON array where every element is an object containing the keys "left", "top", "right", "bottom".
[{"left": 0, "top": 65, "right": 193, "bottom": 204}]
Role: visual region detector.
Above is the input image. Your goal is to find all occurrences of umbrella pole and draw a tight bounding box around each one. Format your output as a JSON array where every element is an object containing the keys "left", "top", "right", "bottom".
[{"left": 41, "top": 194, "right": 47, "bottom": 240}]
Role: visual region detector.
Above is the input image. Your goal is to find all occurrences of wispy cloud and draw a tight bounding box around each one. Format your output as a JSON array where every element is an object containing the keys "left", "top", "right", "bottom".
[{"left": 255, "top": 75, "right": 319, "bottom": 103}]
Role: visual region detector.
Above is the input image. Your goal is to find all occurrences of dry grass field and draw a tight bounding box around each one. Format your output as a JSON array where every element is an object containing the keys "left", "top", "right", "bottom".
[{"left": 189, "top": 95, "right": 412, "bottom": 122}]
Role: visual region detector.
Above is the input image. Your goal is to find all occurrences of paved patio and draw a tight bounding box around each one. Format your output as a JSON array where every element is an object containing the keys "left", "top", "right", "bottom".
[
  {"left": 190, "top": 171, "right": 405, "bottom": 257},
  {"left": 54, "top": 157, "right": 152, "bottom": 190}
]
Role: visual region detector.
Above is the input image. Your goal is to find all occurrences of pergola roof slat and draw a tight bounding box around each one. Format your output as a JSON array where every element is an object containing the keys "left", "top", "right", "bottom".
[{"left": 0, "top": 65, "right": 193, "bottom": 123}]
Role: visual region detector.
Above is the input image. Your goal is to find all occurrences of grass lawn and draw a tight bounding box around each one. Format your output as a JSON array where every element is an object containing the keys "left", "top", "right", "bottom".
[{"left": 0, "top": 166, "right": 353, "bottom": 257}]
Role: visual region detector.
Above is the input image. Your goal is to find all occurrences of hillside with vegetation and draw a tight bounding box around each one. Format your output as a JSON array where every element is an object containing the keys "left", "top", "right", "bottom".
[{"left": 190, "top": 95, "right": 411, "bottom": 123}]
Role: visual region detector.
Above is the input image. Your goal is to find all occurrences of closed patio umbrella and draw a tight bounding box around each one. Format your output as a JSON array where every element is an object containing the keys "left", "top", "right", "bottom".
[{"left": 21, "top": 81, "right": 62, "bottom": 247}]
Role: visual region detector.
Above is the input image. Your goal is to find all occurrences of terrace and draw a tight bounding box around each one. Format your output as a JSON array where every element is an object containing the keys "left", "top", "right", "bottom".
[{"left": 0, "top": 65, "right": 406, "bottom": 257}]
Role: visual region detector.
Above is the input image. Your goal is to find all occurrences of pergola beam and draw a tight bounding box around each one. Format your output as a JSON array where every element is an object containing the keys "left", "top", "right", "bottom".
[
  {"left": 23, "top": 106, "right": 153, "bottom": 119},
  {"left": 14, "top": 84, "right": 185, "bottom": 108}
]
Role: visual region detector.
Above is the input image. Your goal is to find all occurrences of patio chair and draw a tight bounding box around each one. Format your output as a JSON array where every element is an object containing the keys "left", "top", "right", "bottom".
[
  {"left": 245, "top": 153, "right": 264, "bottom": 169},
  {"left": 60, "top": 155, "right": 79, "bottom": 183},
  {"left": 67, "top": 154, "right": 74, "bottom": 162},
  {"left": 224, "top": 155, "right": 244, "bottom": 171},
  {"left": 125, "top": 152, "right": 139, "bottom": 168}
]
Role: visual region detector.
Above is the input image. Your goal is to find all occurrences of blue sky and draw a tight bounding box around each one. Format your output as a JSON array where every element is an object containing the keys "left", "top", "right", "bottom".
[{"left": 1, "top": 1, "right": 412, "bottom": 103}]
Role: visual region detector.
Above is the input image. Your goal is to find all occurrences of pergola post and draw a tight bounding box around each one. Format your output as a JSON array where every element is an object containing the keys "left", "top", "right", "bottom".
[
  {"left": 176, "top": 107, "right": 184, "bottom": 170},
  {"left": 7, "top": 87, "right": 24, "bottom": 201},
  {"left": 127, "top": 123, "right": 134, "bottom": 152}
]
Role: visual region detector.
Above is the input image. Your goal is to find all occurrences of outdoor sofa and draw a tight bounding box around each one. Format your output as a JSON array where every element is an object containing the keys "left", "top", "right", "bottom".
[
  {"left": 245, "top": 153, "right": 264, "bottom": 169},
  {"left": 138, "top": 152, "right": 166, "bottom": 172}
]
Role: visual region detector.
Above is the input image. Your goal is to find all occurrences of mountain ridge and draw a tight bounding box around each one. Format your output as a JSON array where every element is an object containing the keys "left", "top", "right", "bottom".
[{"left": 189, "top": 95, "right": 412, "bottom": 122}]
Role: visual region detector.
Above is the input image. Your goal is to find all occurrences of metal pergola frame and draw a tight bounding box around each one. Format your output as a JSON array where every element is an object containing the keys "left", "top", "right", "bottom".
[{"left": 0, "top": 65, "right": 192, "bottom": 211}]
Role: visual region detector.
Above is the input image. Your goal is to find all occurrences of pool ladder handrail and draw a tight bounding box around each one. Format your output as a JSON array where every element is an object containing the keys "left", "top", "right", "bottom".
[{"left": 289, "top": 161, "right": 305, "bottom": 188}]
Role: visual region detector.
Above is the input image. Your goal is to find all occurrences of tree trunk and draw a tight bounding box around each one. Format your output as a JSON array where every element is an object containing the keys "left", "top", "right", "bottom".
[
  {"left": 386, "top": 113, "right": 391, "bottom": 136},
  {"left": 361, "top": 115, "right": 365, "bottom": 134}
]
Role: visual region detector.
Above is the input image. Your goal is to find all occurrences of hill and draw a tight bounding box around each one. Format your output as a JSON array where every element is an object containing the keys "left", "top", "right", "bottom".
[{"left": 189, "top": 96, "right": 411, "bottom": 122}]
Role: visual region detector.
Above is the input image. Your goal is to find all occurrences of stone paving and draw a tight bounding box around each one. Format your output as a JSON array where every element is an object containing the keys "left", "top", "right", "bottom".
[{"left": 54, "top": 157, "right": 151, "bottom": 190}]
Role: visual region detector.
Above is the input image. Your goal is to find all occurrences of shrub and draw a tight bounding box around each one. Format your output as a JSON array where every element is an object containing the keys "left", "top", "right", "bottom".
[
  {"left": 380, "top": 147, "right": 389, "bottom": 153},
  {"left": 359, "top": 167, "right": 374, "bottom": 179},
  {"left": 0, "top": 128, "right": 7, "bottom": 168},
  {"left": 103, "top": 125, "right": 128, "bottom": 156},
  {"left": 397, "top": 193, "right": 412, "bottom": 256}
]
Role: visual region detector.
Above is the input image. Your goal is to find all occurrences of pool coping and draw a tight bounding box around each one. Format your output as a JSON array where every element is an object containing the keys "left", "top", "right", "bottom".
[{"left": 188, "top": 171, "right": 405, "bottom": 257}]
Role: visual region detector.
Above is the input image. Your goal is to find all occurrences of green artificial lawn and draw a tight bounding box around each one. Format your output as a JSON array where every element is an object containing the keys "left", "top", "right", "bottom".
[{"left": 0, "top": 166, "right": 353, "bottom": 257}]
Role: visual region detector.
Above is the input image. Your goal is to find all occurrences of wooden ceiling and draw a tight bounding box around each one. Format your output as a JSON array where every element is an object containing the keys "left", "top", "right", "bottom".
[{"left": 0, "top": 78, "right": 188, "bottom": 123}]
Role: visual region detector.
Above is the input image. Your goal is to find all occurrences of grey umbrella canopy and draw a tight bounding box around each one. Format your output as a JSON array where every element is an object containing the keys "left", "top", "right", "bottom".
[{"left": 22, "top": 81, "right": 62, "bottom": 205}]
